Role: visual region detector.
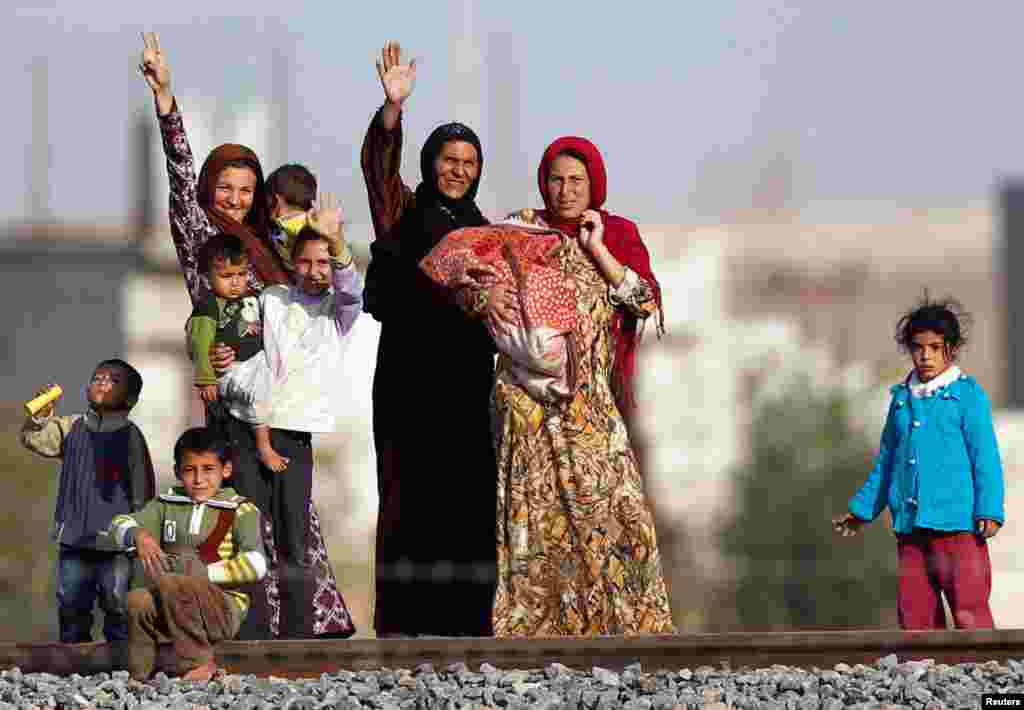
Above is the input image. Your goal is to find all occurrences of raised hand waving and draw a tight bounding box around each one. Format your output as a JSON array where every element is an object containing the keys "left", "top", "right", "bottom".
[
  {"left": 376, "top": 41, "right": 417, "bottom": 107},
  {"left": 307, "top": 192, "right": 346, "bottom": 256}
]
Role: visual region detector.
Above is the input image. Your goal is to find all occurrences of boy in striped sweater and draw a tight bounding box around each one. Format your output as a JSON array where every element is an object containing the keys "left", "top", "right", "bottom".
[{"left": 109, "top": 427, "right": 266, "bottom": 681}]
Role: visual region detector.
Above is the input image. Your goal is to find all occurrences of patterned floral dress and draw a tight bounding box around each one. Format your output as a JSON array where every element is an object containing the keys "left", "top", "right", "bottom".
[
  {"left": 157, "top": 102, "right": 355, "bottom": 638},
  {"left": 490, "top": 234, "right": 675, "bottom": 636}
]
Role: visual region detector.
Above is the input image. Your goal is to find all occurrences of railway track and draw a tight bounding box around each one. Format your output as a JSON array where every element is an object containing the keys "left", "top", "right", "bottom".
[{"left": 1, "top": 630, "right": 1023, "bottom": 678}]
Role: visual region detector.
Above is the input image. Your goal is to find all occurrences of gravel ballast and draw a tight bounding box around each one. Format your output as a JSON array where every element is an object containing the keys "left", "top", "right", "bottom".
[{"left": 0, "top": 656, "right": 1020, "bottom": 709}]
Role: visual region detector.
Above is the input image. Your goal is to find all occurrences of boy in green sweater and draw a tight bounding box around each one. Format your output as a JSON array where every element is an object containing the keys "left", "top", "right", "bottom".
[{"left": 109, "top": 427, "right": 266, "bottom": 681}]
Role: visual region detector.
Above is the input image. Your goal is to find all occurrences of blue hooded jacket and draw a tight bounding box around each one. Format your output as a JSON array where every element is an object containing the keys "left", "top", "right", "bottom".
[{"left": 848, "top": 372, "right": 1005, "bottom": 534}]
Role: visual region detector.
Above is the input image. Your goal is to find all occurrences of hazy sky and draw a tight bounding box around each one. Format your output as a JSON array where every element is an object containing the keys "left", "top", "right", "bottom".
[{"left": 6, "top": 1, "right": 1024, "bottom": 230}]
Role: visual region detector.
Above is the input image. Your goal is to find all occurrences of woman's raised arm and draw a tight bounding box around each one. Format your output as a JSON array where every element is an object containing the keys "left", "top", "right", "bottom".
[
  {"left": 361, "top": 41, "right": 417, "bottom": 242},
  {"left": 140, "top": 31, "right": 173, "bottom": 116},
  {"left": 376, "top": 40, "right": 416, "bottom": 132},
  {"left": 140, "top": 31, "right": 217, "bottom": 305}
]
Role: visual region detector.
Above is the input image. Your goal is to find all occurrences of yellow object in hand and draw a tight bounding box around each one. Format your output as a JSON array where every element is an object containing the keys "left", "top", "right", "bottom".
[{"left": 25, "top": 385, "right": 63, "bottom": 416}]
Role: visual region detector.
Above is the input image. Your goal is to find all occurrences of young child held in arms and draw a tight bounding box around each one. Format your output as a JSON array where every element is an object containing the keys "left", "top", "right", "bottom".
[
  {"left": 20, "top": 359, "right": 156, "bottom": 644},
  {"left": 266, "top": 163, "right": 318, "bottom": 272},
  {"left": 187, "top": 234, "right": 289, "bottom": 472},
  {"left": 833, "top": 298, "right": 1005, "bottom": 629},
  {"left": 109, "top": 427, "right": 266, "bottom": 681}
]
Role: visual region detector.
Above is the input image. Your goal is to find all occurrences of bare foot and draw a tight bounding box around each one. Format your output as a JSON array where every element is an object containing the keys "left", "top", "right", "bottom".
[
  {"left": 181, "top": 659, "right": 218, "bottom": 682},
  {"left": 257, "top": 443, "right": 290, "bottom": 472}
]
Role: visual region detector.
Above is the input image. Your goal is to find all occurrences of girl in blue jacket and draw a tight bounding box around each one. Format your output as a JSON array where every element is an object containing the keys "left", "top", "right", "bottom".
[{"left": 833, "top": 299, "right": 1004, "bottom": 629}]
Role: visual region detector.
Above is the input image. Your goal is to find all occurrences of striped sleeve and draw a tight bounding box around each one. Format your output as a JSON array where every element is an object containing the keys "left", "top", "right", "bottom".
[
  {"left": 206, "top": 551, "right": 267, "bottom": 585},
  {"left": 206, "top": 501, "right": 267, "bottom": 586},
  {"left": 110, "top": 498, "right": 162, "bottom": 548}
]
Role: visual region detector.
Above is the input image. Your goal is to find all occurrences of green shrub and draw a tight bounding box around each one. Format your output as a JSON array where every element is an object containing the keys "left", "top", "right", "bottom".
[
  {"left": 0, "top": 407, "right": 61, "bottom": 641},
  {"left": 719, "top": 378, "right": 899, "bottom": 630}
]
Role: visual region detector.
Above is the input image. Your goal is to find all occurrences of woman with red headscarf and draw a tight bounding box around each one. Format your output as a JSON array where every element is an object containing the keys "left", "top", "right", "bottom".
[
  {"left": 139, "top": 32, "right": 355, "bottom": 640},
  {"left": 466, "top": 136, "right": 675, "bottom": 636}
]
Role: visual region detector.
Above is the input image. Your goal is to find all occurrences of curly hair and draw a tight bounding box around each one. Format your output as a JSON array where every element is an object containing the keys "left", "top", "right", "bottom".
[{"left": 894, "top": 294, "right": 971, "bottom": 359}]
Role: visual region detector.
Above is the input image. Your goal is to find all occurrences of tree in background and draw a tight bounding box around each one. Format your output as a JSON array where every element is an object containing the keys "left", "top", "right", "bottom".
[{"left": 719, "top": 376, "right": 899, "bottom": 630}]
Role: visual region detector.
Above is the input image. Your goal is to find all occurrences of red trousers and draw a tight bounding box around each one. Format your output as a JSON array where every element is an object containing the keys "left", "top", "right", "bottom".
[{"left": 896, "top": 530, "right": 994, "bottom": 630}]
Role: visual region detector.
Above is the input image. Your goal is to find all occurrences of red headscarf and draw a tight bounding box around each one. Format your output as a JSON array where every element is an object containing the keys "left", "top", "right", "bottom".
[
  {"left": 197, "top": 144, "right": 289, "bottom": 286},
  {"left": 537, "top": 136, "right": 664, "bottom": 411}
]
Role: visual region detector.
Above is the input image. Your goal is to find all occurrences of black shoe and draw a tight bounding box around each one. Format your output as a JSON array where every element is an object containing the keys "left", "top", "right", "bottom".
[{"left": 315, "top": 629, "right": 357, "bottom": 640}]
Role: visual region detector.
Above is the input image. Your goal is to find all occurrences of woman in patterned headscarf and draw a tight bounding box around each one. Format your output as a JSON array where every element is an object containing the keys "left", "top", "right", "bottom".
[
  {"left": 361, "top": 41, "right": 512, "bottom": 637},
  {"left": 473, "top": 136, "right": 676, "bottom": 636},
  {"left": 139, "top": 31, "right": 355, "bottom": 640}
]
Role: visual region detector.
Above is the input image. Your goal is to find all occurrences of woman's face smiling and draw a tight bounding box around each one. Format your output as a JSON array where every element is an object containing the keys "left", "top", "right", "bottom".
[
  {"left": 213, "top": 166, "right": 258, "bottom": 223},
  {"left": 433, "top": 141, "right": 479, "bottom": 200}
]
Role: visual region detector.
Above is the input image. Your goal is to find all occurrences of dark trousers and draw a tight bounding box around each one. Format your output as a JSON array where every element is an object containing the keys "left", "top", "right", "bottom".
[
  {"left": 896, "top": 530, "right": 995, "bottom": 630},
  {"left": 57, "top": 546, "right": 131, "bottom": 643},
  {"left": 214, "top": 411, "right": 313, "bottom": 639}
]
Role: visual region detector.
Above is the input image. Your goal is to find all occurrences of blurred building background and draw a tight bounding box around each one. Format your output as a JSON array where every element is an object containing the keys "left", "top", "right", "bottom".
[{"left": 3, "top": 1, "right": 1024, "bottom": 639}]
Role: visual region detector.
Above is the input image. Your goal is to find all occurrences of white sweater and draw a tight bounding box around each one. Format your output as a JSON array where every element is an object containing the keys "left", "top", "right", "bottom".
[{"left": 222, "top": 261, "right": 362, "bottom": 433}]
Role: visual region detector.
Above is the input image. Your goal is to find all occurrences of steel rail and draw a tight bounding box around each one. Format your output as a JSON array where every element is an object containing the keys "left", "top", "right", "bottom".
[{"left": 1, "top": 631, "right": 1023, "bottom": 678}]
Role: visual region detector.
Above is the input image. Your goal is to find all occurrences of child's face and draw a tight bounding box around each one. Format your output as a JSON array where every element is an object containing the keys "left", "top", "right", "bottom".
[
  {"left": 294, "top": 239, "right": 332, "bottom": 296},
  {"left": 910, "top": 330, "right": 954, "bottom": 382},
  {"left": 176, "top": 449, "right": 231, "bottom": 502},
  {"left": 208, "top": 257, "right": 250, "bottom": 300},
  {"left": 87, "top": 365, "right": 133, "bottom": 412}
]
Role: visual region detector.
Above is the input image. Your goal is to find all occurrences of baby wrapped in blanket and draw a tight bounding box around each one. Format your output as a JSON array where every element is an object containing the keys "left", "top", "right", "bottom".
[{"left": 420, "top": 218, "right": 578, "bottom": 402}]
